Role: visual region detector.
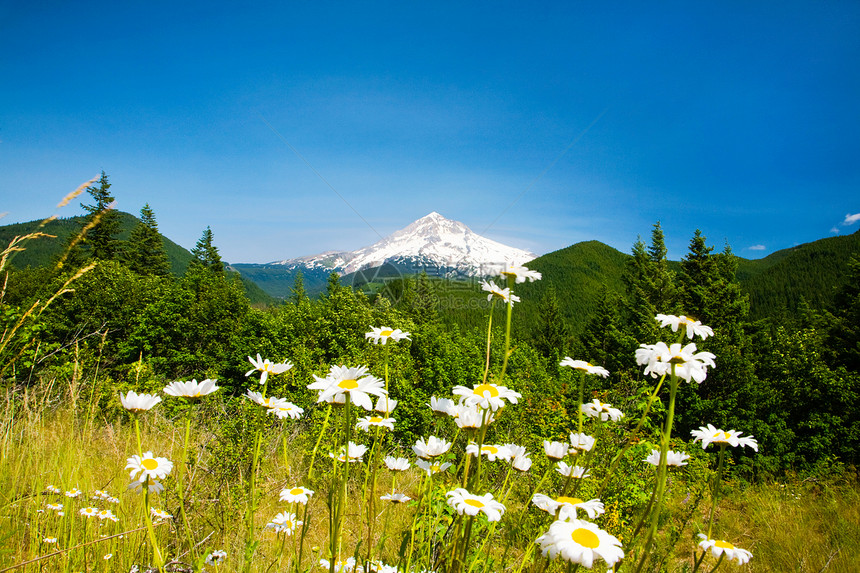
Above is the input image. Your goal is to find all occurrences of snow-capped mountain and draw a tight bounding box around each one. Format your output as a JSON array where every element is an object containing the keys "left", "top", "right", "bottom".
[{"left": 271, "top": 212, "right": 536, "bottom": 277}]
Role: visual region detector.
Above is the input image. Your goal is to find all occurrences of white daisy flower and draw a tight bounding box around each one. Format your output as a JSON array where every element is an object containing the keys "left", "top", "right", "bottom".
[
  {"left": 150, "top": 507, "right": 172, "bottom": 520},
  {"left": 79, "top": 506, "right": 99, "bottom": 518},
  {"left": 559, "top": 358, "right": 610, "bottom": 378},
  {"left": 655, "top": 314, "right": 713, "bottom": 340},
  {"left": 43, "top": 537, "right": 58, "bottom": 543},
  {"left": 446, "top": 488, "right": 506, "bottom": 521},
  {"left": 244, "top": 390, "right": 290, "bottom": 410},
  {"left": 64, "top": 488, "right": 82, "bottom": 498},
  {"left": 500, "top": 262, "right": 542, "bottom": 283},
  {"left": 532, "top": 494, "right": 605, "bottom": 519},
  {"left": 512, "top": 453, "right": 533, "bottom": 472},
  {"left": 691, "top": 424, "right": 758, "bottom": 451},
  {"left": 380, "top": 492, "right": 411, "bottom": 503},
  {"left": 46, "top": 503, "right": 63, "bottom": 511},
  {"left": 329, "top": 442, "right": 368, "bottom": 463},
  {"left": 163, "top": 378, "right": 219, "bottom": 399},
  {"left": 452, "top": 382, "right": 521, "bottom": 412},
  {"left": 120, "top": 391, "right": 161, "bottom": 412},
  {"left": 375, "top": 396, "right": 398, "bottom": 414},
  {"left": 580, "top": 399, "right": 624, "bottom": 422},
  {"left": 269, "top": 401, "right": 304, "bottom": 420},
  {"left": 544, "top": 440, "right": 569, "bottom": 460},
  {"left": 126, "top": 452, "right": 173, "bottom": 481},
  {"left": 415, "top": 459, "right": 452, "bottom": 476},
  {"left": 245, "top": 353, "right": 293, "bottom": 385},
  {"left": 279, "top": 486, "right": 314, "bottom": 504},
  {"left": 308, "top": 365, "right": 386, "bottom": 411},
  {"left": 536, "top": 518, "right": 624, "bottom": 568},
  {"left": 46, "top": 485, "right": 61, "bottom": 494},
  {"left": 481, "top": 280, "right": 521, "bottom": 306},
  {"left": 465, "top": 443, "right": 512, "bottom": 462},
  {"left": 556, "top": 462, "right": 591, "bottom": 479},
  {"left": 103, "top": 553, "right": 112, "bottom": 560},
  {"left": 636, "top": 341, "right": 716, "bottom": 383},
  {"left": 97, "top": 509, "right": 118, "bottom": 521},
  {"left": 356, "top": 415, "right": 395, "bottom": 432},
  {"left": 644, "top": 449, "right": 691, "bottom": 467},
  {"left": 569, "top": 433, "right": 596, "bottom": 452},
  {"left": 267, "top": 511, "right": 302, "bottom": 534},
  {"left": 454, "top": 403, "right": 495, "bottom": 429},
  {"left": 365, "top": 326, "right": 411, "bottom": 345},
  {"left": 428, "top": 396, "right": 457, "bottom": 416},
  {"left": 205, "top": 549, "right": 227, "bottom": 565},
  {"left": 412, "top": 436, "right": 452, "bottom": 459},
  {"left": 384, "top": 456, "right": 411, "bottom": 471},
  {"left": 697, "top": 534, "right": 753, "bottom": 564}
]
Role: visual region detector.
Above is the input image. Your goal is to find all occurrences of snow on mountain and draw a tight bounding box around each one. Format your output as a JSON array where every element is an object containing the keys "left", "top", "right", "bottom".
[{"left": 270, "top": 212, "right": 536, "bottom": 277}]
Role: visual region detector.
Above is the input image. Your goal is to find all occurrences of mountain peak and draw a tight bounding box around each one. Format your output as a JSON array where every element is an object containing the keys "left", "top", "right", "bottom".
[{"left": 272, "top": 212, "right": 536, "bottom": 275}]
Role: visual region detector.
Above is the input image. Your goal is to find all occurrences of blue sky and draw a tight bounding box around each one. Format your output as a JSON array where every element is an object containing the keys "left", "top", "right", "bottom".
[{"left": 2, "top": 1, "right": 858, "bottom": 263}]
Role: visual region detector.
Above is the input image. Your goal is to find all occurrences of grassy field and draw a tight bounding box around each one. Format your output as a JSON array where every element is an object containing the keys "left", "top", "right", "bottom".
[{"left": 2, "top": 374, "right": 859, "bottom": 573}]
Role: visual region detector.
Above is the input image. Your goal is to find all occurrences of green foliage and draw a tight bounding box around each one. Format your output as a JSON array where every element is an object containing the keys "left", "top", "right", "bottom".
[
  {"left": 123, "top": 203, "right": 170, "bottom": 276},
  {"left": 79, "top": 171, "right": 122, "bottom": 261}
]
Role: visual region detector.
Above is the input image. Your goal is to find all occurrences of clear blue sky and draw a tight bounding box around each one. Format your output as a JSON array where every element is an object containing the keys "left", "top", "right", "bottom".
[{"left": 2, "top": 1, "right": 858, "bottom": 263}]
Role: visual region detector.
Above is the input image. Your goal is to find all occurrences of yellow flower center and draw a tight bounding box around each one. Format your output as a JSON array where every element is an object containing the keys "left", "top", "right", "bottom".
[
  {"left": 483, "top": 446, "right": 499, "bottom": 455},
  {"left": 713, "top": 431, "right": 732, "bottom": 441},
  {"left": 262, "top": 398, "right": 275, "bottom": 407},
  {"left": 464, "top": 498, "right": 485, "bottom": 508},
  {"left": 571, "top": 527, "right": 600, "bottom": 549},
  {"left": 473, "top": 384, "right": 500, "bottom": 397},
  {"left": 289, "top": 488, "right": 304, "bottom": 495},
  {"left": 430, "top": 463, "right": 441, "bottom": 472},
  {"left": 557, "top": 496, "right": 584, "bottom": 505},
  {"left": 338, "top": 379, "right": 359, "bottom": 390},
  {"left": 715, "top": 540, "right": 735, "bottom": 549},
  {"left": 670, "top": 354, "right": 686, "bottom": 364},
  {"left": 380, "top": 330, "right": 393, "bottom": 336},
  {"left": 141, "top": 458, "right": 159, "bottom": 471},
  {"left": 369, "top": 416, "right": 383, "bottom": 423}
]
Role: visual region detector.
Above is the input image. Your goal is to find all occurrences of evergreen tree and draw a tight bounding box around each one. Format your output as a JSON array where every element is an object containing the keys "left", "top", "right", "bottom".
[
  {"left": 646, "top": 221, "right": 678, "bottom": 313},
  {"left": 290, "top": 270, "right": 308, "bottom": 304},
  {"left": 679, "top": 229, "right": 719, "bottom": 323},
  {"left": 622, "top": 237, "right": 659, "bottom": 343},
  {"left": 581, "top": 284, "right": 634, "bottom": 373},
  {"left": 189, "top": 226, "right": 223, "bottom": 274},
  {"left": 534, "top": 283, "right": 569, "bottom": 363},
  {"left": 79, "top": 171, "right": 121, "bottom": 261},
  {"left": 412, "top": 272, "right": 439, "bottom": 324},
  {"left": 828, "top": 255, "right": 860, "bottom": 369},
  {"left": 124, "top": 204, "right": 170, "bottom": 276}
]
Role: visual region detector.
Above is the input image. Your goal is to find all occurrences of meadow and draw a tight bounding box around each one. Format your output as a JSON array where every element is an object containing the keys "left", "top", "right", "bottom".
[{"left": 2, "top": 184, "right": 859, "bottom": 572}]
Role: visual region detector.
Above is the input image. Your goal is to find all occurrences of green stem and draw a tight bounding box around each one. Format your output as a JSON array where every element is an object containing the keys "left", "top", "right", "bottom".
[
  {"left": 307, "top": 405, "right": 332, "bottom": 482},
  {"left": 178, "top": 411, "right": 196, "bottom": 568},
  {"left": 636, "top": 371, "right": 679, "bottom": 573},
  {"left": 143, "top": 478, "right": 165, "bottom": 571},
  {"left": 707, "top": 445, "right": 727, "bottom": 539},
  {"left": 244, "top": 407, "right": 264, "bottom": 571},
  {"left": 482, "top": 300, "right": 495, "bottom": 385},
  {"left": 577, "top": 371, "right": 585, "bottom": 434},
  {"left": 498, "top": 276, "right": 515, "bottom": 384}
]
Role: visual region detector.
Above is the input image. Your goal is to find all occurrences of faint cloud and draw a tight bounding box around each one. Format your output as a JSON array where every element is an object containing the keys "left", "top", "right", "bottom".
[
  {"left": 842, "top": 212, "right": 860, "bottom": 226},
  {"left": 831, "top": 226, "right": 840, "bottom": 234},
  {"left": 747, "top": 244, "right": 766, "bottom": 251}
]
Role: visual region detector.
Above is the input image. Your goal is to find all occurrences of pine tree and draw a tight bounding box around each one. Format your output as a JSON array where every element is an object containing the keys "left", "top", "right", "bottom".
[
  {"left": 290, "top": 270, "right": 308, "bottom": 304},
  {"left": 79, "top": 171, "right": 121, "bottom": 261},
  {"left": 623, "top": 237, "right": 659, "bottom": 343},
  {"left": 534, "top": 283, "right": 569, "bottom": 362},
  {"left": 124, "top": 204, "right": 170, "bottom": 276},
  {"left": 646, "top": 221, "right": 678, "bottom": 313},
  {"left": 189, "top": 226, "right": 223, "bottom": 274}
]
